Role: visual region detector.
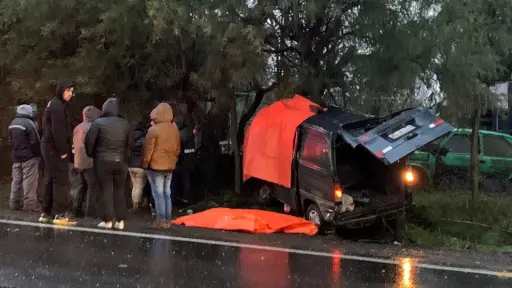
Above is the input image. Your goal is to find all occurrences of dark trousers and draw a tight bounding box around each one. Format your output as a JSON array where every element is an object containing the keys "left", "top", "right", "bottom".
[
  {"left": 95, "top": 160, "right": 128, "bottom": 222},
  {"left": 37, "top": 158, "right": 45, "bottom": 207},
  {"left": 178, "top": 154, "right": 195, "bottom": 202},
  {"left": 71, "top": 167, "right": 100, "bottom": 217},
  {"left": 41, "top": 145, "right": 70, "bottom": 216}
]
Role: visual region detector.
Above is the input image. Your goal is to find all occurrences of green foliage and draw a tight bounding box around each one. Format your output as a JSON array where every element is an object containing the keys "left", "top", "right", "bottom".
[
  {"left": 409, "top": 190, "right": 512, "bottom": 252},
  {"left": 433, "top": 0, "right": 512, "bottom": 114},
  {"left": 414, "top": 190, "right": 512, "bottom": 230},
  {"left": 234, "top": 0, "right": 444, "bottom": 108},
  {"left": 1, "top": 0, "right": 512, "bottom": 117},
  {"left": 0, "top": 0, "right": 267, "bottom": 112}
]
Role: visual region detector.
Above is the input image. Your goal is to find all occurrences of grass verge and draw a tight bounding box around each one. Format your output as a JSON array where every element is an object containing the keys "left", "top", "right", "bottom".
[{"left": 408, "top": 190, "right": 512, "bottom": 253}]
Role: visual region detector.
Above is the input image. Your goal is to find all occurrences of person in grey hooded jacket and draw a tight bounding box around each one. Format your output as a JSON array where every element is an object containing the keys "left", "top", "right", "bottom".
[
  {"left": 8, "top": 104, "right": 41, "bottom": 211},
  {"left": 71, "top": 105, "right": 101, "bottom": 218}
]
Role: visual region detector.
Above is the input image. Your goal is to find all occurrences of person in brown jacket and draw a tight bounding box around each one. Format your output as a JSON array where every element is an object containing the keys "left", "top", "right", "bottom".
[
  {"left": 71, "top": 105, "right": 101, "bottom": 218},
  {"left": 141, "top": 103, "right": 180, "bottom": 229}
]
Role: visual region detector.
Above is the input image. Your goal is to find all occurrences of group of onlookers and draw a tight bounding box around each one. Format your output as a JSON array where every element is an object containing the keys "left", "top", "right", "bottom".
[{"left": 8, "top": 79, "right": 185, "bottom": 229}]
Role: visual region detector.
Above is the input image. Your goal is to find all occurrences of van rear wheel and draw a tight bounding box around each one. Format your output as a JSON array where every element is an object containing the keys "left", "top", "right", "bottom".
[
  {"left": 306, "top": 203, "right": 326, "bottom": 234},
  {"left": 255, "top": 182, "right": 273, "bottom": 205}
]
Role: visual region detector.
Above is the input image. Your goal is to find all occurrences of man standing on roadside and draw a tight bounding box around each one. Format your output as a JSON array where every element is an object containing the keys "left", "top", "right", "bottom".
[
  {"left": 39, "top": 79, "right": 76, "bottom": 225},
  {"left": 8, "top": 104, "right": 41, "bottom": 212},
  {"left": 72, "top": 105, "right": 101, "bottom": 218},
  {"left": 173, "top": 111, "right": 196, "bottom": 205}
]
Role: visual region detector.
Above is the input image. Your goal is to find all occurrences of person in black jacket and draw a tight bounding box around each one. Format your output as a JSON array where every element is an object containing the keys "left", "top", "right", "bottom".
[
  {"left": 173, "top": 113, "right": 196, "bottom": 204},
  {"left": 128, "top": 121, "right": 147, "bottom": 211},
  {"left": 39, "top": 79, "right": 76, "bottom": 225},
  {"left": 8, "top": 104, "right": 41, "bottom": 212},
  {"left": 85, "top": 98, "right": 132, "bottom": 230}
]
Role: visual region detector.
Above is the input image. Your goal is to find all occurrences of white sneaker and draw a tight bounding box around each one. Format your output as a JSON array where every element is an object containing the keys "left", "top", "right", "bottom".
[
  {"left": 114, "top": 221, "right": 124, "bottom": 230},
  {"left": 98, "top": 221, "right": 113, "bottom": 229},
  {"left": 39, "top": 213, "right": 53, "bottom": 223}
]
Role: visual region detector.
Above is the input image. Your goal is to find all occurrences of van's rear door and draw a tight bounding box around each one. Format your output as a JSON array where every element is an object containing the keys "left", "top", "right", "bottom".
[{"left": 339, "top": 108, "right": 454, "bottom": 165}]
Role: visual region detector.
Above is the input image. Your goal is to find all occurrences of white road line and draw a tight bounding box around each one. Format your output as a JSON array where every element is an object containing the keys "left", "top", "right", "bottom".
[{"left": 0, "top": 218, "right": 509, "bottom": 278}]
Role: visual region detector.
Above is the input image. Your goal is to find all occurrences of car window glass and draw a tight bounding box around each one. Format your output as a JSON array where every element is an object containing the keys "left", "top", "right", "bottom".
[
  {"left": 431, "top": 135, "right": 448, "bottom": 146},
  {"left": 482, "top": 135, "right": 512, "bottom": 158},
  {"left": 418, "top": 135, "right": 449, "bottom": 152},
  {"left": 301, "top": 129, "right": 330, "bottom": 170},
  {"left": 444, "top": 134, "right": 471, "bottom": 154}
]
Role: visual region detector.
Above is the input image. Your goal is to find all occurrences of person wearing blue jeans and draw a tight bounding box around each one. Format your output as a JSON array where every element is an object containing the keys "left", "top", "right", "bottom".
[
  {"left": 146, "top": 171, "right": 173, "bottom": 221},
  {"left": 141, "top": 103, "right": 180, "bottom": 229}
]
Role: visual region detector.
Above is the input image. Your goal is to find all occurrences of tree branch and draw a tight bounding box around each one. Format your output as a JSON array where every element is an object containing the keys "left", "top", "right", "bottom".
[
  {"left": 261, "top": 81, "right": 279, "bottom": 93},
  {"left": 236, "top": 81, "right": 278, "bottom": 145},
  {"left": 263, "top": 46, "right": 296, "bottom": 54}
]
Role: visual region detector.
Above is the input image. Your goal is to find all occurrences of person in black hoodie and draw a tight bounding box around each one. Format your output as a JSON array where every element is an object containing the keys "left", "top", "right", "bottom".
[
  {"left": 128, "top": 121, "right": 148, "bottom": 211},
  {"left": 39, "top": 79, "right": 76, "bottom": 225},
  {"left": 173, "top": 113, "right": 196, "bottom": 204},
  {"left": 85, "top": 98, "right": 132, "bottom": 230}
]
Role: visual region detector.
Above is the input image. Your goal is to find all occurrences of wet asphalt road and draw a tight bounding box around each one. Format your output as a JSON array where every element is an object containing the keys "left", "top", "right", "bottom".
[{"left": 0, "top": 223, "right": 510, "bottom": 287}]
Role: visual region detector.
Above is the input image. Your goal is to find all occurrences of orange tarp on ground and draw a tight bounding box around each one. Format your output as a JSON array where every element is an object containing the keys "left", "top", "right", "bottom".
[
  {"left": 243, "top": 94, "right": 320, "bottom": 188},
  {"left": 172, "top": 208, "right": 318, "bottom": 236}
]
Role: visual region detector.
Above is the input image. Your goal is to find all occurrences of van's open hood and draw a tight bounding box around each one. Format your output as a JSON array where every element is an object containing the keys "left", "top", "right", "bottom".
[{"left": 338, "top": 107, "right": 454, "bottom": 165}]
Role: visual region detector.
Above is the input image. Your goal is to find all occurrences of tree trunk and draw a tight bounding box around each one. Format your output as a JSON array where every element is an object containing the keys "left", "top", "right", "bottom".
[
  {"left": 236, "top": 90, "right": 264, "bottom": 146},
  {"left": 470, "top": 105, "right": 481, "bottom": 201},
  {"left": 508, "top": 82, "right": 512, "bottom": 132},
  {"left": 229, "top": 95, "right": 242, "bottom": 195}
]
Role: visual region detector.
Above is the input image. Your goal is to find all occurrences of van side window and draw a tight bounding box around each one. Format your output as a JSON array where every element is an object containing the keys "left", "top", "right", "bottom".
[
  {"left": 300, "top": 128, "right": 331, "bottom": 170},
  {"left": 444, "top": 134, "right": 471, "bottom": 154},
  {"left": 482, "top": 135, "right": 512, "bottom": 158}
]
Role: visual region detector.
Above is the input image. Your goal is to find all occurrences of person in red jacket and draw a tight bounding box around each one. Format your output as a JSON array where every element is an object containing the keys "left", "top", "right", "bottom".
[{"left": 39, "top": 79, "right": 76, "bottom": 225}]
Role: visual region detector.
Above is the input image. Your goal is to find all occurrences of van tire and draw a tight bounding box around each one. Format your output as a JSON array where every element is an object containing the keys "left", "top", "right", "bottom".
[
  {"left": 306, "top": 203, "right": 326, "bottom": 235},
  {"left": 255, "top": 182, "right": 273, "bottom": 205}
]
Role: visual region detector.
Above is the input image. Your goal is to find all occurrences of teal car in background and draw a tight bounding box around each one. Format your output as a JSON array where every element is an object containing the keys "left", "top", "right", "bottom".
[{"left": 408, "top": 129, "right": 512, "bottom": 187}]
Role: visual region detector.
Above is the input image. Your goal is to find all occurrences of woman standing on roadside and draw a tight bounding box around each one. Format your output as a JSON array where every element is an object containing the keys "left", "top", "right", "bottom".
[
  {"left": 128, "top": 121, "right": 147, "bottom": 212},
  {"left": 141, "top": 103, "right": 180, "bottom": 229},
  {"left": 85, "top": 98, "right": 132, "bottom": 230}
]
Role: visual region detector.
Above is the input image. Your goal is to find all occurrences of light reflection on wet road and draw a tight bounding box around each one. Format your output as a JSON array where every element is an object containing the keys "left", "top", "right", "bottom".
[{"left": 0, "top": 223, "right": 510, "bottom": 287}]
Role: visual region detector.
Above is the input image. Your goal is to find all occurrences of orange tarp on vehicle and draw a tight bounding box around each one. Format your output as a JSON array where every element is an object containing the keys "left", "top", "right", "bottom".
[
  {"left": 243, "top": 94, "right": 320, "bottom": 188},
  {"left": 172, "top": 208, "right": 318, "bottom": 236}
]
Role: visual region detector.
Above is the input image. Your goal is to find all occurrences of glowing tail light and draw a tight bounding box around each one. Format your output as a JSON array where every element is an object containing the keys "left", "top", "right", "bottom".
[{"left": 334, "top": 184, "right": 343, "bottom": 199}]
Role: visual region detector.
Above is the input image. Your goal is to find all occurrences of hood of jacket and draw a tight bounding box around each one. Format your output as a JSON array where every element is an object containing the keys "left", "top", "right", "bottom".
[
  {"left": 173, "top": 115, "right": 184, "bottom": 129},
  {"left": 133, "top": 127, "right": 146, "bottom": 140},
  {"left": 16, "top": 104, "right": 34, "bottom": 118},
  {"left": 150, "top": 103, "right": 173, "bottom": 124},
  {"left": 82, "top": 106, "right": 101, "bottom": 122},
  {"left": 56, "top": 79, "right": 74, "bottom": 101},
  {"left": 135, "top": 121, "right": 146, "bottom": 131},
  {"left": 101, "top": 98, "right": 120, "bottom": 117}
]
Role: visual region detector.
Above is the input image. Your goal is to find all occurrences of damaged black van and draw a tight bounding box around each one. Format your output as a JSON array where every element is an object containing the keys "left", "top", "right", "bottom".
[{"left": 248, "top": 106, "right": 453, "bottom": 229}]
